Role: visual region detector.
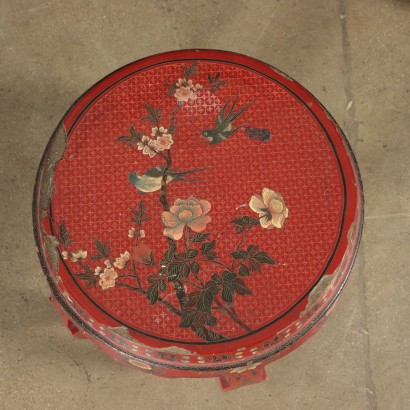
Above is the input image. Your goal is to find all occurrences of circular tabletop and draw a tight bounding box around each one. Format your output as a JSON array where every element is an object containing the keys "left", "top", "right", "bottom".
[{"left": 34, "top": 50, "right": 363, "bottom": 371}]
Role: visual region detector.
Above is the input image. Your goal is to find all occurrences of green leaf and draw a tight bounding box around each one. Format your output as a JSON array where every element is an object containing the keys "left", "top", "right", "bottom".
[
  {"left": 249, "top": 259, "right": 261, "bottom": 273},
  {"left": 193, "top": 311, "right": 207, "bottom": 328},
  {"left": 222, "top": 284, "right": 234, "bottom": 303},
  {"left": 179, "top": 309, "right": 197, "bottom": 328},
  {"left": 238, "top": 263, "right": 250, "bottom": 277},
  {"left": 139, "top": 199, "right": 146, "bottom": 214},
  {"left": 231, "top": 250, "right": 248, "bottom": 260},
  {"left": 235, "top": 225, "right": 246, "bottom": 234},
  {"left": 93, "top": 238, "right": 110, "bottom": 258},
  {"left": 197, "top": 290, "right": 214, "bottom": 313},
  {"left": 205, "top": 313, "right": 217, "bottom": 327},
  {"left": 247, "top": 244, "right": 259, "bottom": 255},
  {"left": 86, "top": 276, "right": 97, "bottom": 289},
  {"left": 254, "top": 252, "right": 276, "bottom": 264},
  {"left": 182, "top": 61, "right": 199, "bottom": 79},
  {"left": 90, "top": 254, "right": 105, "bottom": 260},
  {"left": 211, "top": 274, "right": 222, "bottom": 285},
  {"left": 76, "top": 273, "right": 91, "bottom": 281},
  {"left": 168, "top": 262, "right": 181, "bottom": 281},
  {"left": 146, "top": 283, "right": 159, "bottom": 304},
  {"left": 205, "top": 280, "right": 219, "bottom": 295},
  {"left": 59, "top": 221, "right": 74, "bottom": 247},
  {"left": 147, "top": 274, "right": 161, "bottom": 284},
  {"left": 201, "top": 240, "right": 216, "bottom": 255},
  {"left": 231, "top": 216, "right": 250, "bottom": 226},
  {"left": 180, "top": 263, "right": 190, "bottom": 278},
  {"left": 222, "top": 271, "right": 236, "bottom": 282},
  {"left": 141, "top": 102, "right": 162, "bottom": 124},
  {"left": 206, "top": 251, "right": 217, "bottom": 261},
  {"left": 190, "top": 261, "right": 200, "bottom": 275},
  {"left": 159, "top": 279, "right": 167, "bottom": 292},
  {"left": 185, "top": 292, "right": 201, "bottom": 309},
  {"left": 249, "top": 217, "right": 260, "bottom": 226},
  {"left": 186, "top": 249, "right": 198, "bottom": 259},
  {"left": 141, "top": 252, "right": 156, "bottom": 266},
  {"left": 232, "top": 278, "right": 252, "bottom": 295},
  {"left": 190, "top": 232, "right": 211, "bottom": 243}
]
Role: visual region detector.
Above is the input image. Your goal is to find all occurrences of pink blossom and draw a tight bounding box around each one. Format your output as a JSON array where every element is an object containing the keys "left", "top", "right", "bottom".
[
  {"left": 162, "top": 196, "right": 211, "bottom": 240},
  {"left": 113, "top": 251, "right": 130, "bottom": 269},
  {"left": 174, "top": 86, "right": 196, "bottom": 103},
  {"left": 155, "top": 133, "right": 174, "bottom": 151},
  {"left": 98, "top": 267, "right": 118, "bottom": 290}
]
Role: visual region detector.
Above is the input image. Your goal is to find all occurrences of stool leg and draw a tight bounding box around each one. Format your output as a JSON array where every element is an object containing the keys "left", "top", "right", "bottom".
[
  {"left": 49, "top": 296, "right": 87, "bottom": 339},
  {"left": 219, "top": 365, "right": 267, "bottom": 391}
]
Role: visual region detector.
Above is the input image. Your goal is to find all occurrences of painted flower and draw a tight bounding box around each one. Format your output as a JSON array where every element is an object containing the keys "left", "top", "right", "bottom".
[
  {"left": 174, "top": 86, "right": 196, "bottom": 103},
  {"left": 94, "top": 266, "right": 102, "bottom": 276},
  {"left": 162, "top": 196, "right": 211, "bottom": 240},
  {"left": 139, "top": 229, "right": 146, "bottom": 238},
  {"left": 249, "top": 188, "right": 289, "bottom": 229},
  {"left": 61, "top": 251, "right": 69, "bottom": 260},
  {"left": 104, "top": 259, "right": 112, "bottom": 268},
  {"left": 128, "top": 227, "right": 136, "bottom": 238},
  {"left": 193, "top": 83, "right": 202, "bottom": 91},
  {"left": 176, "top": 77, "right": 186, "bottom": 87},
  {"left": 151, "top": 126, "right": 168, "bottom": 137},
  {"left": 137, "top": 135, "right": 157, "bottom": 158},
  {"left": 113, "top": 251, "right": 130, "bottom": 269},
  {"left": 98, "top": 267, "right": 118, "bottom": 291},
  {"left": 70, "top": 250, "right": 87, "bottom": 262},
  {"left": 155, "top": 133, "right": 174, "bottom": 151}
]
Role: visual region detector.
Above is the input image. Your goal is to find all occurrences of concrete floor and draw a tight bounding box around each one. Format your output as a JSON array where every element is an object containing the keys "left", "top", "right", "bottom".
[{"left": 1, "top": 0, "right": 409, "bottom": 409}]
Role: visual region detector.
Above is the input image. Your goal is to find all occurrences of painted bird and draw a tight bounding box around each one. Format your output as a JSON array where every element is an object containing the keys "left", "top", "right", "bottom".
[
  {"left": 201, "top": 96, "right": 252, "bottom": 145},
  {"left": 128, "top": 166, "right": 207, "bottom": 193}
]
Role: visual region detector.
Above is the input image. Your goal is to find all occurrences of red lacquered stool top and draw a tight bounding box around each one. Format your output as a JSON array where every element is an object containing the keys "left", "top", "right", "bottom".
[{"left": 34, "top": 50, "right": 363, "bottom": 383}]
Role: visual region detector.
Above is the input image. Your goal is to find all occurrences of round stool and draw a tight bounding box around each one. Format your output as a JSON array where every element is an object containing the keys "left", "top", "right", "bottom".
[{"left": 33, "top": 50, "right": 363, "bottom": 390}]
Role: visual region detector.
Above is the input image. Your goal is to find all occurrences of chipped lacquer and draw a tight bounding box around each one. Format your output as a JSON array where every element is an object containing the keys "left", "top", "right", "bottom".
[{"left": 33, "top": 50, "right": 363, "bottom": 390}]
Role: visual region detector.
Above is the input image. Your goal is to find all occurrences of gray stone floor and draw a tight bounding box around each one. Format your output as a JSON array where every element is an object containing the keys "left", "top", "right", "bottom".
[{"left": 1, "top": 1, "right": 409, "bottom": 409}]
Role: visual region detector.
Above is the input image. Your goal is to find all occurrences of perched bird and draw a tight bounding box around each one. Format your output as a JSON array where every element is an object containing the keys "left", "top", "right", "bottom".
[
  {"left": 128, "top": 166, "right": 207, "bottom": 193},
  {"left": 201, "top": 96, "right": 252, "bottom": 145}
]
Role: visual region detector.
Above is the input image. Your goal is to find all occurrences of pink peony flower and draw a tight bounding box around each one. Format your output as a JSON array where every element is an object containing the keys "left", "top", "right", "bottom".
[
  {"left": 113, "top": 251, "right": 130, "bottom": 269},
  {"left": 249, "top": 188, "right": 289, "bottom": 229},
  {"left": 174, "top": 86, "right": 196, "bottom": 103},
  {"left": 162, "top": 196, "right": 211, "bottom": 240},
  {"left": 70, "top": 250, "right": 87, "bottom": 262},
  {"left": 98, "top": 267, "right": 118, "bottom": 290},
  {"left": 137, "top": 135, "right": 157, "bottom": 158}
]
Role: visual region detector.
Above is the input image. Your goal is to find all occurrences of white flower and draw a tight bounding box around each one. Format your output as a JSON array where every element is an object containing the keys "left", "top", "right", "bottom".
[
  {"left": 61, "top": 251, "right": 69, "bottom": 260},
  {"left": 249, "top": 188, "right": 289, "bottom": 229},
  {"left": 94, "top": 266, "right": 102, "bottom": 276},
  {"left": 139, "top": 229, "right": 146, "bottom": 238},
  {"left": 193, "top": 83, "right": 202, "bottom": 91},
  {"left": 70, "top": 250, "right": 87, "bottom": 262},
  {"left": 128, "top": 227, "right": 136, "bottom": 238},
  {"left": 137, "top": 135, "right": 157, "bottom": 158},
  {"left": 113, "top": 251, "right": 130, "bottom": 269},
  {"left": 104, "top": 259, "right": 112, "bottom": 268},
  {"left": 159, "top": 126, "right": 168, "bottom": 133}
]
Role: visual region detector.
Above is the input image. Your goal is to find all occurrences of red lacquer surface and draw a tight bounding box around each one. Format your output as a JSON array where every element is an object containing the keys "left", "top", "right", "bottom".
[{"left": 35, "top": 50, "right": 362, "bottom": 386}]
